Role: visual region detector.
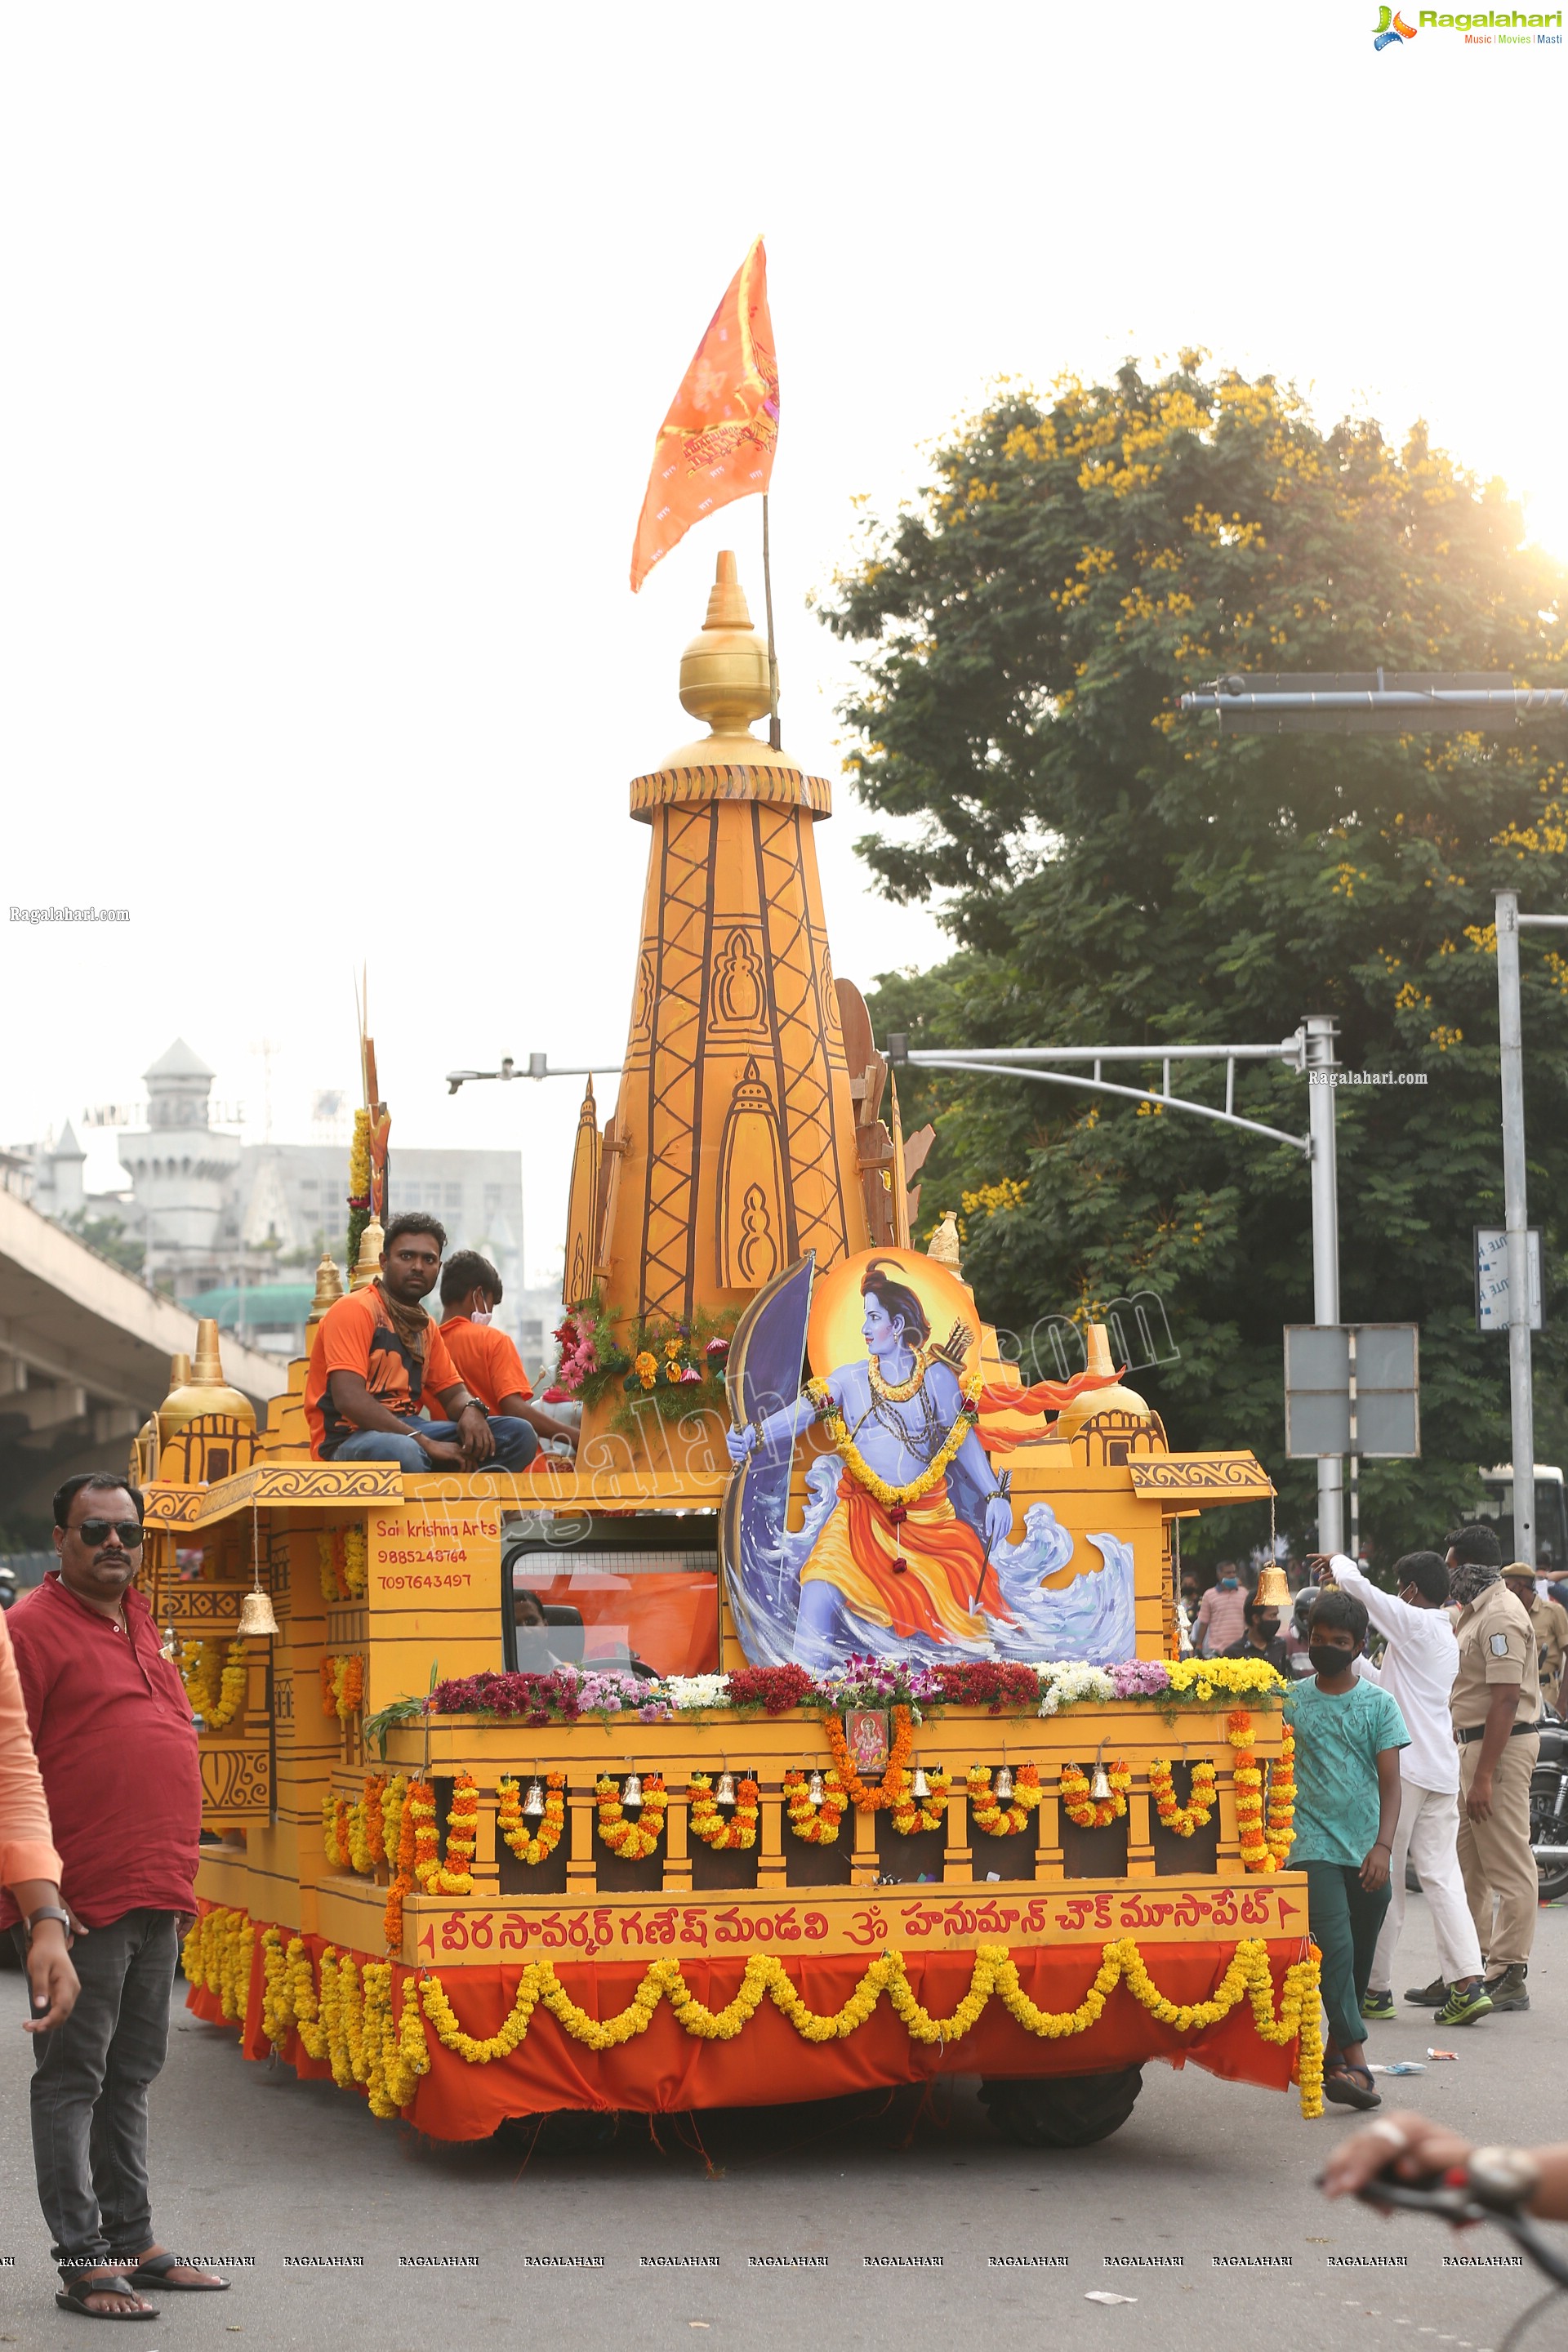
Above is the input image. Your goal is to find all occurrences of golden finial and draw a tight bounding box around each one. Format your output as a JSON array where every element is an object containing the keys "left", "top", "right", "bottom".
[
  {"left": 307, "top": 1253, "right": 345, "bottom": 1326},
  {"left": 350, "top": 1216, "right": 385, "bottom": 1291},
  {"left": 161, "top": 1319, "right": 256, "bottom": 1437},
  {"left": 679, "top": 551, "right": 772, "bottom": 737},
  {"left": 1052, "top": 1322, "right": 1154, "bottom": 1445},
  {"left": 927, "top": 1209, "right": 963, "bottom": 1272}
]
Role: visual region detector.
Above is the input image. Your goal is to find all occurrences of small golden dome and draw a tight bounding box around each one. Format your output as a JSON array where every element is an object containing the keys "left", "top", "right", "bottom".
[
  {"left": 679, "top": 550, "right": 772, "bottom": 735},
  {"left": 1052, "top": 1321, "right": 1153, "bottom": 1444},
  {"left": 307, "top": 1252, "right": 345, "bottom": 1326},
  {"left": 350, "top": 1216, "right": 385, "bottom": 1291},
  {"left": 158, "top": 1320, "right": 256, "bottom": 1438}
]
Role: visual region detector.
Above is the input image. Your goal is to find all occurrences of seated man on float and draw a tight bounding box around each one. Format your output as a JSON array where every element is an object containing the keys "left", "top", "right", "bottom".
[
  {"left": 437, "top": 1250, "right": 577, "bottom": 1456},
  {"left": 305, "top": 1212, "right": 537, "bottom": 1472}
]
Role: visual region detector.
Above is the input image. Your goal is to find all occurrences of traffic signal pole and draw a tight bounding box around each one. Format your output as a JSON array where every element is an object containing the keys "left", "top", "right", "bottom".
[{"left": 1304, "top": 1016, "right": 1343, "bottom": 1554}]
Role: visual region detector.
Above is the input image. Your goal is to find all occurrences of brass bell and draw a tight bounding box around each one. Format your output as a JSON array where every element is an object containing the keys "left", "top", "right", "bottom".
[
  {"left": 911, "top": 1766, "right": 930, "bottom": 1801},
  {"left": 523, "top": 1778, "right": 546, "bottom": 1819},
  {"left": 806, "top": 1771, "right": 826, "bottom": 1806},
  {"left": 715, "top": 1770, "right": 737, "bottom": 1805},
  {"left": 993, "top": 1763, "right": 1014, "bottom": 1802},
  {"left": 1254, "top": 1560, "right": 1292, "bottom": 1610},
  {"left": 1089, "top": 1761, "right": 1113, "bottom": 1803},
  {"left": 621, "top": 1770, "right": 642, "bottom": 1807},
  {"left": 237, "top": 1588, "right": 279, "bottom": 1638}
]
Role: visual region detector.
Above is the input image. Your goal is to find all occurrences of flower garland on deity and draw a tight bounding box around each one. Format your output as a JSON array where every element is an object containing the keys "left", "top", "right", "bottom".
[
  {"left": 1058, "top": 1760, "right": 1132, "bottom": 1829},
  {"left": 595, "top": 1773, "right": 667, "bottom": 1860},
  {"left": 805, "top": 1374, "right": 979, "bottom": 1512},
  {"left": 821, "top": 1705, "right": 915, "bottom": 1811},
  {"left": 966, "top": 1762, "right": 1045, "bottom": 1835},
  {"left": 497, "top": 1771, "right": 567, "bottom": 1866},
  {"left": 687, "top": 1773, "right": 760, "bottom": 1851},
  {"left": 782, "top": 1767, "right": 848, "bottom": 1844},
  {"left": 1147, "top": 1756, "right": 1218, "bottom": 1837}
]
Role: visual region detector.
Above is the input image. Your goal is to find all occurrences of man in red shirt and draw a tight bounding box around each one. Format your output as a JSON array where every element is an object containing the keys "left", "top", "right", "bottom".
[
  {"left": 305, "top": 1213, "right": 537, "bottom": 1471},
  {"left": 437, "top": 1250, "right": 577, "bottom": 1455},
  {"left": 5, "top": 1474, "right": 227, "bottom": 2320}
]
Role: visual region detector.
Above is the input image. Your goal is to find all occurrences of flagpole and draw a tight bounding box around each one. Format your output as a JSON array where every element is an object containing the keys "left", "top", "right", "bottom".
[{"left": 762, "top": 492, "right": 782, "bottom": 751}]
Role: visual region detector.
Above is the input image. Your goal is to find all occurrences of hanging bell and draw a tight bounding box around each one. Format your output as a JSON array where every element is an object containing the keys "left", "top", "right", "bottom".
[
  {"left": 911, "top": 1766, "right": 930, "bottom": 1800},
  {"left": 622, "top": 1770, "right": 643, "bottom": 1807},
  {"left": 715, "top": 1770, "right": 737, "bottom": 1805},
  {"left": 1254, "top": 1560, "right": 1292, "bottom": 1610},
  {"left": 806, "top": 1771, "right": 826, "bottom": 1806},
  {"left": 523, "top": 1778, "right": 546, "bottom": 1819},
  {"left": 237, "top": 1588, "right": 279, "bottom": 1638},
  {"left": 993, "top": 1763, "right": 1014, "bottom": 1802},
  {"left": 1089, "top": 1762, "right": 1113, "bottom": 1802}
]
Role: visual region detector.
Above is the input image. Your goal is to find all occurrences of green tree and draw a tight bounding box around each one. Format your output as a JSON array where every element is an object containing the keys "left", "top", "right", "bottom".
[
  {"left": 820, "top": 357, "right": 1568, "bottom": 1568},
  {"left": 60, "top": 1205, "right": 145, "bottom": 1278}
]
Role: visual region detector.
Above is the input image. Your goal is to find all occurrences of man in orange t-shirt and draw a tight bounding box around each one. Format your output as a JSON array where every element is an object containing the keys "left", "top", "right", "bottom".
[
  {"left": 305, "top": 1215, "right": 538, "bottom": 1471},
  {"left": 436, "top": 1252, "right": 577, "bottom": 1455}
]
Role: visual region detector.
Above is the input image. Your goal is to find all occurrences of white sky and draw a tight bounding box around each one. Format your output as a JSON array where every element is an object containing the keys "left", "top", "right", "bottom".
[{"left": 2, "top": 2, "right": 1561, "bottom": 1287}]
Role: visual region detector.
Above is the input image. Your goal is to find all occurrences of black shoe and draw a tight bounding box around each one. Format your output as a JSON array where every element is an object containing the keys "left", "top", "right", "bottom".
[
  {"left": 1482, "top": 1965, "right": 1530, "bottom": 2012},
  {"left": 1404, "top": 1976, "right": 1446, "bottom": 2005},
  {"left": 1360, "top": 1989, "right": 1396, "bottom": 2021}
]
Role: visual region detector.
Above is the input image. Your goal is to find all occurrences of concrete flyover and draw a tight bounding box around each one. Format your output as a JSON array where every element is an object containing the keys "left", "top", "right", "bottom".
[{"left": 0, "top": 1188, "right": 287, "bottom": 1521}]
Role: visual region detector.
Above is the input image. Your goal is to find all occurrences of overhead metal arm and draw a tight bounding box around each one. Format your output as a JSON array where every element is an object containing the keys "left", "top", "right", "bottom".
[{"left": 445, "top": 1054, "right": 622, "bottom": 1096}]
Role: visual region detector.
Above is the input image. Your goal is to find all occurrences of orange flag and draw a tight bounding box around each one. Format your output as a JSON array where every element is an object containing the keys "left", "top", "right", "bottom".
[{"left": 630, "top": 237, "right": 778, "bottom": 592}]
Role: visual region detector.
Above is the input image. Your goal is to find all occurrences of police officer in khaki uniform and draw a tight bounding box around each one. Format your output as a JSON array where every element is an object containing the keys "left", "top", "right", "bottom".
[
  {"left": 1501, "top": 1561, "right": 1568, "bottom": 1713},
  {"left": 1446, "top": 1535, "right": 1542, "bottom": 2012}
]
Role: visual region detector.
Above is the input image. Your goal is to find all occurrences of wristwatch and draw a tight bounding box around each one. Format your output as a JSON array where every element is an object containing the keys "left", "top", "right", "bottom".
[
  {"left": 24, "top": 1905, "right": 73, "bottom": 1944},
  {"left": 1463, "top": 2145, "right": 1543, "bottom": 2212}
]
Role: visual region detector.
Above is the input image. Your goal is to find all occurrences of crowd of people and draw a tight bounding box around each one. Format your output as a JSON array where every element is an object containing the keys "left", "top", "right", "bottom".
[{"left": 1181, "top": 1521, "right": 1561, "bottom": 2110}]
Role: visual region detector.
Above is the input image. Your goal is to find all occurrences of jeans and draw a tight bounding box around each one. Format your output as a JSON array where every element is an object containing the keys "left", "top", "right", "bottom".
[
  {"left": 14, "top": 1907, "right": 179, "bottom": 2270},
  {"left": 1303, "top": 1860, "right": 1391, "bottom": 2051},
  {"left": 1369, "top": 1780, "right": 1483, "bottom": 1993},
  {"left": 327, "top": 1416, "right": 537, "bottom": 1472}
]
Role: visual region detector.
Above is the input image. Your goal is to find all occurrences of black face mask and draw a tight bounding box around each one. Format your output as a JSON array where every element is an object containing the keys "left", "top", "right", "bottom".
[
  {"left": 1309, "top": 1642, "right": 1354, "bottom": 1678},
  {"left": 1252, "top": 1618, "right": 1280, "bottom": 1642}
]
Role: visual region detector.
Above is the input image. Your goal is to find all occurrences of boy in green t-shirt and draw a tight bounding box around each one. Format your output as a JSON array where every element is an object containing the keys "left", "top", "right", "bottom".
[{"left": 1283, "top": 1586, "right": 1409, "bottom": 2109}]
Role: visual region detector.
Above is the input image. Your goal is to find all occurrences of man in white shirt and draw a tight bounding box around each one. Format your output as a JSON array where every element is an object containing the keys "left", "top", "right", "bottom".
[{"left": 1330, "top": 1550, "right": 1493, "bottom": 2029}]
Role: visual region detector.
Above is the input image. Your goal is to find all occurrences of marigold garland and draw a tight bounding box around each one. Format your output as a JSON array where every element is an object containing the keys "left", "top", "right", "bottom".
[
  {"left": 497, "top": 1771, "right": 567, "bottom": 1865},
  {"left": 342, "top": 1528, "right": 368, "bottom": 1599},
  {"left": 806, "top": 1377, "right": 979, "bottom": 1509},
  {"left": 383, "top": 1777, "right": 424, "bottom": 1950},
  {"left": 1059, "top": 1761, "right": 1132, "bottom": 1829},
  {"left": 688, "top": 1774, "right": 760, "bottom": 1851},
  {"left": 436, "top": 1773, "right": 479, "bottom": 1893},
  {"left": 1229, "top": 1711, "right": 1295, "bottom": 1873},
  {"left": 1148, "top": 1757, "right": 1218, "bottom": 1837},
  {"left": 317, "top": 1530, "right": 345, "bottom": 1605},
  {"left": 321, "top": 1793, "right": 352, "bottom": 1870},
  {"left": 966, "top": 1762, "right": 1045, "bottom": 1835},
  {"left": 822, "top": 1704, "right": 915, "bottom": 1811},
  {"left": 888, "top": 1766, "right": 951, "bottom": 1835},
  {"left": 782, "top": 1767, "right": 848, "bottom": 1844},
  {"left": 328, "top": 1653, "right": 365, "bottom": 1722},
  {"left": 595, "top": 1773, "right": 667, "bottom": 1860}
]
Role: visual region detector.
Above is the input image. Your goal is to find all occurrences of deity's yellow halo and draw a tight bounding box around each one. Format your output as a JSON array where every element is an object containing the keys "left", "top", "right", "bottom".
[{"left": 807, "top": 1245, "right": 982, "bottom": 1387}]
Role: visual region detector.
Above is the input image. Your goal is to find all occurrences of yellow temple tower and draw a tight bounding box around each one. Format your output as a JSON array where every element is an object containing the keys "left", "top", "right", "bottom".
[{"left": 566, "top": 552, "right": 912, "bottom": 1336}]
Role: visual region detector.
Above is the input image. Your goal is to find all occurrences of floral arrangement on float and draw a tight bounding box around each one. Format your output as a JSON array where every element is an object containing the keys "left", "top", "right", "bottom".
[
  {"left": 421, "top": 1651, "right": 1289, "bottom": 1727},
  {"left": 550, "top": 1291, "right": 737, "bottom": 1432}
]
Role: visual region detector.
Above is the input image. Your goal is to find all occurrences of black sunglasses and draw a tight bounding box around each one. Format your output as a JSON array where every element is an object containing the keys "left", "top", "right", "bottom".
[{"left": 75, "top": 1518, "right": 145, "bottom": 1550}]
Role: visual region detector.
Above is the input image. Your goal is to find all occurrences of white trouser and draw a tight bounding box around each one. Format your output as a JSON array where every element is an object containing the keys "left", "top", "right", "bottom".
[{"left": 1369, "top": 1778, "right": 1485, "bottom": 1993}]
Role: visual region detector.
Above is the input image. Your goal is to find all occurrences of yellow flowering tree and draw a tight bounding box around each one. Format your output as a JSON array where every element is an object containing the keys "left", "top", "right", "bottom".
[{"left": 822, "top": 357, "right": 1568, "bottom": 1561}]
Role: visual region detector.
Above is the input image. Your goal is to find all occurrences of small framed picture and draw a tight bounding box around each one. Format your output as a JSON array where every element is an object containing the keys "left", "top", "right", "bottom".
[{"left": 845, "top": 1710, "right": 889, "bottom": 1775}]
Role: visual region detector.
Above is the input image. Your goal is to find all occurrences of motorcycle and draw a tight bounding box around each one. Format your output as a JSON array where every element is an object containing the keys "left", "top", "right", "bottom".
[{"left": 1530, "top": 1707, "right": 1568, "bottom": 1904}]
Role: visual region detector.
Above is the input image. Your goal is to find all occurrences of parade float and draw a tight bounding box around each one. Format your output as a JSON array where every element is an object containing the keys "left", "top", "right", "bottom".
[{"left": 146, "top": 554, "right": 1319, "bottom": 2147}]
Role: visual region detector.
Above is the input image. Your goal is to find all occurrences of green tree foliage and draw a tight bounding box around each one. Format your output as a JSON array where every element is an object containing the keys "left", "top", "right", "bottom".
[
  {"left": 819, "top": 357, "right": 1568, "bottom": 1566},
  {"left": 60, "top": 1205, "right": 145, "bottom": 1277}
]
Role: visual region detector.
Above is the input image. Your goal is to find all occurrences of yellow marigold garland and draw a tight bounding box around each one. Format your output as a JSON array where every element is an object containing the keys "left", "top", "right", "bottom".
[
  {"left": 327, "top": 1653, "right": 364, "bottom": 1722},
  {"left": 380, "top": 1774, "right": 408, "bottom": 1874},
  {"left": 1148, "top": 1757, "right": 1218, "bottom": 1837},
  {"left": 321, "top": 1793, "right": 353, "bottom": 1869},
  {"left": 967, "top": 1762, "right": 1045, "bottom": 1835},
  {"left": 888, "top": 1766, "right": 951, "bottom": 1835},
  {"left": 782, "top": 1767, "right": 848, "bottom": 1844},
  {"left": 1059, "top": 1761, "right": 1132, "bottom": 1829},
  {"left": 342, "top": 1527, "right": 368, "bottom": 1599},
  {"left": 1166, "top": 1655, "right": 1289, "bottom": 1704},
  {"left": 1266, "top": 1726, "right": 1297, "bottom": 1867},
  {"left": 595, "top": 1773, "right": 667, "bottom": 1860},
  {"left": 437, "top": 1773, "right": 479, "bottom": 1893},
  {"left": 180, "top": 1908, "right": 255, "bottom": 2024},
  {"left": 806, "top": 1374, "right": 980, "bottom": 1509},
  {"left": 412, "top": 1934, "right": 1324, "bottom": 2118},
  {"left": 203, "top": 1640, "right": 248, "bottom": 1731},
  {"left": 1229, "top": 1711, "right": 1295, "bottom": 1872},
  {"left": 497, "top": 1771, "right": 566, "bottom": 1865},
  {"left": 317, "top": 1530, "right": 345, "bottom": 1604},
  {"left": 822, "top": 1705, "right": 915, "bottom": 1811},
  {"left": 688, "top": 1774, "right": 760, "bottom": 1851}
]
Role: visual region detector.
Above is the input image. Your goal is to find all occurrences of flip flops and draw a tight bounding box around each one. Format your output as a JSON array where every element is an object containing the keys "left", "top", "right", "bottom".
[
  {"left": 55, "top": 2269, "right": 158, "bottom": 2321},
  {"left": 1324, "top": 2061, "right": 1383, "bottom": 2110},
  {"left": 122, "top": 2250, "right": 229, "bottom": 2292}
]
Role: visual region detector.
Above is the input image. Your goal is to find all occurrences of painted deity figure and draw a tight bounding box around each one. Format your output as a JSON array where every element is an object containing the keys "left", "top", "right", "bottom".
[{"left": 726, "top": 1259, "right": 1014, "bottom": 1663}]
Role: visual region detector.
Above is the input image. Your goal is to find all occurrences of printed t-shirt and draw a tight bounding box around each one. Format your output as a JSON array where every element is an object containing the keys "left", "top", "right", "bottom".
[
  {"left": 1282, "top": 1675, "right": 1410, "bottom": 1869},
  {"left": 305, "top": 1288, "right": 460, "bottom": 1458},
  {"left": 0, "top": 1573, "right": 201, "bottom": 1931},
  {"left": 437, "top": 1318, "right": 533, "bottom": 1414}
]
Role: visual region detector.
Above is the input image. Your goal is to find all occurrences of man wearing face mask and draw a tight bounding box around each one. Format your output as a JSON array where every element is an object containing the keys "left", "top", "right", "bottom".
[
  {"left": 434, "top": 1253, "right": 578, "bottom": 1456},
  {"left": 1191, "top": 1562, "right": 1248, "bottom": 1658},
  {"left": 1218, "top": 1594, "right": 1290, "bottom": 1673},
  {"left": 1445, "top": 1525, "right": 1541, "bottom": 2015}
]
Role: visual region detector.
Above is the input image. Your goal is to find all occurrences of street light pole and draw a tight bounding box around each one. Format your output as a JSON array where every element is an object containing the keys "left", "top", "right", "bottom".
[
  {"left": 1495, "top": 891, "right": 1536, "bottom": 1566},
  {"left": 1303, "top": 1015, "right": 1343, "bottom": 1554}
]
